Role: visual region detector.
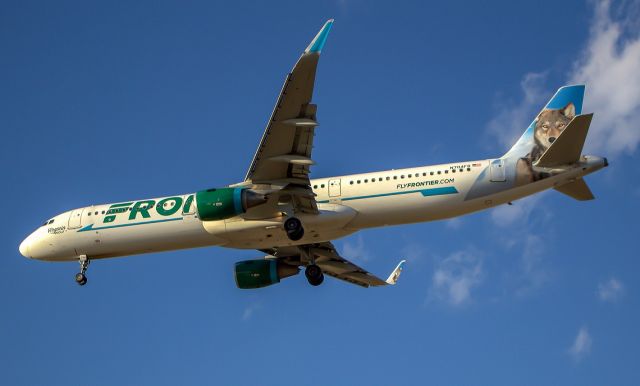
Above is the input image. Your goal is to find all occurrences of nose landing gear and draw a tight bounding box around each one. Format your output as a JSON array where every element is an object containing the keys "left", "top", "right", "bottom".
[{"left": 75, "top": 255, "right": 89, "bottom": 286}]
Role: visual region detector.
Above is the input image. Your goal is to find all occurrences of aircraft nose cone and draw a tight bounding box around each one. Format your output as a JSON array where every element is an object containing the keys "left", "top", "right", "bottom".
[{"left": 19, "top": 238, "right": 31, "bottom": 258}]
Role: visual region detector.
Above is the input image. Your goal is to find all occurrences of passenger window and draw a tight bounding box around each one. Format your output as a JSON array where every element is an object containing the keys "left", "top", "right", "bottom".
[
  {"left": 102, "top": 211, "right": 105, "bottom": 214},
  {"left": 357, "top": 180, "right": 361, "bottom": 184},
  {"left": 430, "top": 172, "right": 434, "bottom": 176},
  {"left": 321, "top": 184, "right": 325, "bottom": 188},
  {"left": 401, "top": 175, "right": 404, "bottom": 179},
  {"left": 467, "top": 167, "right": 471, "bottom": 171},
  {"left": 88, "top": 212, "right": 91, "bottom": 216},
  {"left": 408, "top": 174, "right": 412, "bottom": 178},
  {"left": 364, "top": 179, "right": 368, "bottom": 183},
  {"left": 437, "top": 171, "right": 441, "bottom": 175},
  {"left": 393, "top": 176, "right": 397, "bottom": 180},
  {"left": 452, "top": 169, "right": 456, "bottom": 173},
  {"left": 445, "top": 170, "right": 448, "bottom": 174},
  {"left": 349, "top": 181, "right": 353, "bottom": 185},
  {"left": 386, "top": 177, "right": 390, "bottom": 181},
  {"left": 313, "top": 185, "right": 317, "bottom": 189}
]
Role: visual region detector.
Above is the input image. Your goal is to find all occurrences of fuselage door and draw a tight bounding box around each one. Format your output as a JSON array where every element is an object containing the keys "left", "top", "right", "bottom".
[
  {"left": 490, "top": 159, "right": 506, "bottom": 182},
  {"left": 68, "top": 208, "right": 85, "bottom": 229},
  {"left": 328, "top": 179, "right": 341, "bottom": 197}
]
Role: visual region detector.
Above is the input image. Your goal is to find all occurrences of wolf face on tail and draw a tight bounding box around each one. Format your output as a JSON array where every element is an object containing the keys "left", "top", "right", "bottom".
[{"left": 515, "top": 102, "right": 576, "bottom": 185}]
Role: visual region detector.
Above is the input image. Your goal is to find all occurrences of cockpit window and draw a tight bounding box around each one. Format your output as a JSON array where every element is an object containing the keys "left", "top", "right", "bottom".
[
  {"left": 48, "top": 219, "right": 54, "bottom": 224},
  {"left": 42, "top": 219, "right": 54, "bottom": 226}
]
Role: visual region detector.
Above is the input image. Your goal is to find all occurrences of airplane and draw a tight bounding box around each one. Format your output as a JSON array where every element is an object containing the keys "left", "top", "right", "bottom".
[{"left": 19, "top": 19, "right": 608, "bottom": 289}]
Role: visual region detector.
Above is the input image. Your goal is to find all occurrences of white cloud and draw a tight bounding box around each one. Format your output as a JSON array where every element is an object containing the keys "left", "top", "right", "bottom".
[
  {"left": 489, "top": 194, "right": 543, "bottom": 228},
  {"left": 445, "top": 217, "right": 464, "bottom": 230},
  {"left": 341, "top": 234, "right": 371, "bottom": 262},
  {"left": 570, "top": 0, "right": 640, "bottom": 156},
  {"left": 488, "top": 193, "right": 553, "bottom": 297},
  {"left": 486, "top": 72, "right": 548, "bottom": 150},
  {"left": 241, "top": 303, "right": 261, "bottom": 321},
  {"left": 401, "top": 242, "right": 426, "bottom": 263},
  {"left": 515, "top": 234, "right": 550, "bottom": 296},
  {"left": 486, "top": 1, "right": 640, "bottom": 157},
  {"left": 428, "top": 249, "right": 483, "bottom": 306},
  {"left": 598, "top": 277, "right": 624, "bottom": 302},
  {"left": 568, "top": 326, "right": 593, "bottom": 362}
]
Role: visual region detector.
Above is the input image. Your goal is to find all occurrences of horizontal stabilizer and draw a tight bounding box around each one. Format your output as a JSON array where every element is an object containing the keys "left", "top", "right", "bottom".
[
  {"left": 535, "top": 114, "right": 593, "bottom": 167},
  {"left": 554, "top": 178, "right": 594, "bottom": 201},
  {"left": 385, "top": 260, "right": 406, "bottom": 285}
]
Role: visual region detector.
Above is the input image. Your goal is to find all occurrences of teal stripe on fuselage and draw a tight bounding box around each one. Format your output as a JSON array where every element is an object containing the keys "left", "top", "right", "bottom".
[
  {"left": 77, "top": 217, "right": 183, "bottom": 232},
  {"left": 317, "top": 186, "right": 458, "bottom": 203}
]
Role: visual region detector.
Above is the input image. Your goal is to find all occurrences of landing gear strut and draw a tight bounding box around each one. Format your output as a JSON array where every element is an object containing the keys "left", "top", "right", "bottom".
[
  {"left": 305, "top": 264, "right": 324, "bottom": 286},
  {"left": 75, "top": 255, "right": 89, "bottom": 286},
  {"left": 284, "top": 217, "right": 304, "bottom": 241}
]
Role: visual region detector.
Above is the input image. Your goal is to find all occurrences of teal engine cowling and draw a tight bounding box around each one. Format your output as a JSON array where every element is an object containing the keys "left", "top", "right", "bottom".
[
  {"left": 196, "top": 188, "right": 267, "bottom": 221},
  {"left": 234, "top": 259, "right": 300, "bottom": 289}
]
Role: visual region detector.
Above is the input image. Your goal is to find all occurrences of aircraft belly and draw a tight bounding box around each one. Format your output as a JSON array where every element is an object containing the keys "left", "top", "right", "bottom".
[{"left": 212, "top": 203, "right": 358, "bottom": 249}]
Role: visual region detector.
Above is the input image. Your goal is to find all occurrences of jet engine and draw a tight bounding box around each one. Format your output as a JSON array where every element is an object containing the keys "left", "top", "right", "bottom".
[
  {"left": 234, "top": 259, "right": 300, "bottom": 289},
  {"left": 196, "top": 188, "right": 267, "bottom": 221}
]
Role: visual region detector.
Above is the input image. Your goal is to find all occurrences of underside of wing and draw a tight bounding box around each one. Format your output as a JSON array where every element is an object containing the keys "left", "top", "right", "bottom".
[
  {"left": 245, "top": 20, "right": 333, "bottom": 187},
  {"left": 261, "top": 242, "right": 405, "bottom": 288}
]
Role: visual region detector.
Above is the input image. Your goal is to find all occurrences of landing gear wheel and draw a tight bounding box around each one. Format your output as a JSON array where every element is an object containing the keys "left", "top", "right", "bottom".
[
  {"left": 305, "top": 264, "right": 324, "bottom": 286},
  {"left": 75, "top": 272, "right": 87, "bottom": 286},
  {"left": 75, "top": 255, "right": 90, "bottom": 286},
  {"left": 284, "top": 217, "right": 304, "bottom": 241}
]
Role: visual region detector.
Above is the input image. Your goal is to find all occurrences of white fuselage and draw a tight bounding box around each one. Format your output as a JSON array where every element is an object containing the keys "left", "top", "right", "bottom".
[{"left": 19, "top": 156, "right": 607, "bottom": 262}]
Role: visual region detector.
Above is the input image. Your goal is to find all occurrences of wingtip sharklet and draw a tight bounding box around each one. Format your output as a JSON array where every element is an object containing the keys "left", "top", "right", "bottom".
[
  {"left": 385, "top": 260, "right": 406, "bottom": 285},
  {"left": 305, "top": 19, "right": 334, "bottom": 54}
]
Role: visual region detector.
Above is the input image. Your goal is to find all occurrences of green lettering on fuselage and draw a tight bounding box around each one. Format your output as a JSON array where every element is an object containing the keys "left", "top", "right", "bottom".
[
  {"left": 102, "top": 196, "right": 193, "bottom": 224},
  {"left": 104, "top": 202, "right": 133, "bottom": 223},
  {"left": 129, "top": 200, "right": 155, "bottom": 220}
]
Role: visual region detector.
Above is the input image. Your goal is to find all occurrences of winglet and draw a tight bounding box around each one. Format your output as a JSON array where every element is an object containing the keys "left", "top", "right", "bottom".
[
  {"left": 385, "top": 260, "right": 406, "bottom": 285},
  {"left": 305, "top": 19, "right": 334, "bottom": 54}
]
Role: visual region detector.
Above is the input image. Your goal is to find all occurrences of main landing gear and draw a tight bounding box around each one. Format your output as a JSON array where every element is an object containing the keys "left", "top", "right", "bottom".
[
  {"left": 305, "top": 264, "right": 324, "bottom": 286},
  {"left": 284, "top": 217, "right": 304, "bottom": 241},
  {"left": 75, "top": 255, "right": 89, "bottom": 286}
]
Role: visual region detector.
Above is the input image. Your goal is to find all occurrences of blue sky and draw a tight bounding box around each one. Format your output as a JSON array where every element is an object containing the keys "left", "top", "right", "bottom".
[{"left": 2, "top": 1, "right": 639, "bottom": 385}]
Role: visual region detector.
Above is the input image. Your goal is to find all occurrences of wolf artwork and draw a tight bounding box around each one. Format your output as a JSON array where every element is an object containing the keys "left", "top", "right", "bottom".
[{"left": 515, "top": 102, "right": 576, "bottom": 186}]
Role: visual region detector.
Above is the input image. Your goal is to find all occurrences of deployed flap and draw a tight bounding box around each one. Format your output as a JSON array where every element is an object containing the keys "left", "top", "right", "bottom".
[
  {"left": 554, "top": 178, "right": 595, "bottom": 201},
  {"left": 535, "top": 114, "right": 593, "bottom": 167}
]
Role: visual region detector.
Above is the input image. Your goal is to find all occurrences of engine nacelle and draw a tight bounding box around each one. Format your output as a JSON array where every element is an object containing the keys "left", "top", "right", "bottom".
[
  {"left": 234, "top": 259, "right": 300, "bottom": 289},
  {"left": 196, "top": 188, "right": 267, "bottom": 221}
]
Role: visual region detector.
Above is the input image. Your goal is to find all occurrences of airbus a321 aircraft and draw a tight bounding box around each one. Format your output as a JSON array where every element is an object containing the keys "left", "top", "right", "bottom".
[{"left": 19, "top": 20, "right": 608, "bottom": 289}]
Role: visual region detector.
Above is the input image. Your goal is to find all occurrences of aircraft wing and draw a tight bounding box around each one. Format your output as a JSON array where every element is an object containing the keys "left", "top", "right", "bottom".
[
  {"left": 262, "top": 242, "right": 406, "bottom": 288},
  {"left": 243, "top": 20, "right": 334, "bottom": 214}
]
